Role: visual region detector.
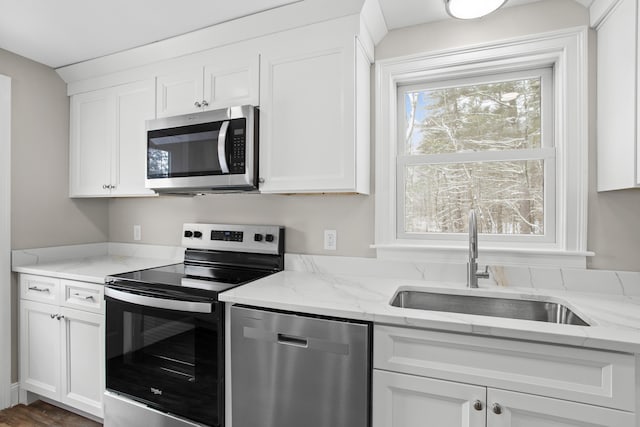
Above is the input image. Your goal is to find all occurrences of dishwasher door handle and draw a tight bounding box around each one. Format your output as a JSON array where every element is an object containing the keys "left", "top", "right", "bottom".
[{"left": 277, "top": 333, "right": 308, "bottom": 348}]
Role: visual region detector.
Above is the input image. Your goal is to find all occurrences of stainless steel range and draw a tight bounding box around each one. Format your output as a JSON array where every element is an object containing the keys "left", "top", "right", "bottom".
[{"left": 103, "top": 223, "right": 284, "bottom": 427}]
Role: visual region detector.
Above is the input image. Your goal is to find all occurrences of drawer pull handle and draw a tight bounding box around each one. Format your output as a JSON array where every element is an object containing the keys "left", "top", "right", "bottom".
[
  {"left": 473, "top": 400, "right": 483, "bottom": 411},
  {"left": 73, "top": 293, "right": 95, "bottom": 301},
  {"left": 50, "top": 314, "right": 56, "bottom": 319},
  {"left": 492, "top": 403, "right": 502, "bottom": 415},
  {"left": 277, "top": 333, "right": 308, "bottom": 348},
  {"left": 29, "top": 286, "right": 50, "bottom": 293}
]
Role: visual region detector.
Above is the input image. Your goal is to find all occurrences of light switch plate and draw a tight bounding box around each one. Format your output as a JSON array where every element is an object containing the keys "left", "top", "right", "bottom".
[{"left": 324, "top": 229, "right": 337, "bottom": 250}]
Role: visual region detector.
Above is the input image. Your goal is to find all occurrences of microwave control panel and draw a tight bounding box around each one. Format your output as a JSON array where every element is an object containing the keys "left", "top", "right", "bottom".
[{"left": 229, "top": 120, "right": 246, "bottom": 174}]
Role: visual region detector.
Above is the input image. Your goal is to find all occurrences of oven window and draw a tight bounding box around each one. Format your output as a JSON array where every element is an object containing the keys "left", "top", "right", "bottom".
[{"left": 106, "top": 298, "right": 222, "bottom": 426}]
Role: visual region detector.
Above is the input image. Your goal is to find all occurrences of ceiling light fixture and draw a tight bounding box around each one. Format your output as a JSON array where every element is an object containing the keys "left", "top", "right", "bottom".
[{"left": 445, "top": 0, "right": 509, "bottom": 20}]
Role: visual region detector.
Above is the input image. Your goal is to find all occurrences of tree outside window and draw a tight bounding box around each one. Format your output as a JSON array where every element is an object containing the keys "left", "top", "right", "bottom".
[{"left": 398, "top": 71, "right": 551, "bottom": 239}]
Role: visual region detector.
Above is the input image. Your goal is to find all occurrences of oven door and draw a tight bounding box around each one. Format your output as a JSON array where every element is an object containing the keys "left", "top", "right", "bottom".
[{"left": 105, "top": 283, "right": 223, "bottom": 427}]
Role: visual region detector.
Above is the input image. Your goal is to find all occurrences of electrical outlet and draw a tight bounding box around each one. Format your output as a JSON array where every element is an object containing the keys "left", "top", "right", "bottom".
[
  {"left": 133, "top": 225, "right": 141, "bottom": 241},
  {"left": 324, "top": 229, "right": 337, "bottom": 250}
]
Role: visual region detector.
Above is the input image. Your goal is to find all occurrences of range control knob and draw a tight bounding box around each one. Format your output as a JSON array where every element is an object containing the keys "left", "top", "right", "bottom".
[
  {"left": 265, "top": 234, "right": 275, "bottom": 242},
  {"left": 193, "top": 231, "right": 203, "bottom": 239},
  {"left": 184, "top": 230, "right": 193, "bottom": 238},
  {"left": 254, "top": 233, "right": 264, "bottom": 242}
]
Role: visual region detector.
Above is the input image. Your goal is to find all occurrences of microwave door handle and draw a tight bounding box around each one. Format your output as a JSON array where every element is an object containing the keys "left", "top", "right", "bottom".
[{"left": 217, "top": 120, "right": 230, "bottom": 174}]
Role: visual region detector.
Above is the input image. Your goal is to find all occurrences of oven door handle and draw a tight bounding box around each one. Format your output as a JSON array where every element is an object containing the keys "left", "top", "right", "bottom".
[
  {"left": 217, "top": 120, "right": 230, "bottom": 174},
  {"left": 105, "top": 287, "right": 212, "bottom": 314}
]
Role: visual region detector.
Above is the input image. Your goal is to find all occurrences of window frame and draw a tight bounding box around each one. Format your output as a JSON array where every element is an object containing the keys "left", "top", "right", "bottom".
[{"left": 374, "top": 28, "right": 590, "bottom": 267}]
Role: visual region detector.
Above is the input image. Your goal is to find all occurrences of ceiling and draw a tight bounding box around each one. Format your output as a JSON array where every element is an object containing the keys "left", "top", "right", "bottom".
[{"left": 0, "top": 0, "right": 593, "bottom": 69}]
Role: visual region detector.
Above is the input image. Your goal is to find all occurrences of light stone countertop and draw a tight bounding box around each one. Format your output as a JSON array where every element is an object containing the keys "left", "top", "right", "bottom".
[
  {"left": 13, "top": 255, "right": 180, "bottom": 283},
  {"left": 12, "top": 247, "right": 640, "bottom": 353},
  {"left": 219, "top": 270, "right": 640, "bottom": 354},
  {"left": 12, "top": 243, "right": 184, "bottom": 284}
]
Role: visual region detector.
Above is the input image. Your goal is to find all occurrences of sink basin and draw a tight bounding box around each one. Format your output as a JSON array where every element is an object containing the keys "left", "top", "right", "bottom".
[{"left": 390, "top": 290, "right": 589, "bottom": 326}]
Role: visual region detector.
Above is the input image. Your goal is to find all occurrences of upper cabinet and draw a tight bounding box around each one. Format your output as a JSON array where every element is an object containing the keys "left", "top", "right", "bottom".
[
  {"left": 593, "top": 0, "right": 640, "bottom": 191},
  {"left": 156, "top": 50, "right": 260, "bottom": 118},
  {"left": 258, "top": 17, "right": 372, "bottom": 194},
  {"left": 64, "top": 10, "right": 384, "bottom": 197},
  {"left": 69, "top": 79, "right": 156, "bottom": 197}
]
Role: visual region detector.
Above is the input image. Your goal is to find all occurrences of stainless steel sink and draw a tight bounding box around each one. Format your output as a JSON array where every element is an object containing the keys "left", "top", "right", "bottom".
[{"left": 390, "top": 290, "right": 589, "bottom": 326}]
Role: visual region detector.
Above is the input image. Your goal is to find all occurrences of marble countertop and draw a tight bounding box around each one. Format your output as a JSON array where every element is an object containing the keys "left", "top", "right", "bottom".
[
  {"left": 220, "top": 270, "right": 640, "bottom": 354},
  {"left": 13, "top": 255, "right": 179, "bottom": 283}
]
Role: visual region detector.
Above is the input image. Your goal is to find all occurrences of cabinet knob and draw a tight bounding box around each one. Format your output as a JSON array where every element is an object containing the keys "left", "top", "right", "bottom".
[
  {"left": 258, "top": 177, "right": 265, "bottom": 184},
  {"left": 50, "top": 314, "right": 56, "bottom": 319},
  {"left": 194, "top": 101, "right": 202, "bottom": 108},
  {"left": 201, "top": 100, "right": 209, "bottom": 107},
  {"left": 56, "top": 314, "right": 65, "bottom": 320},
  {"left": 102, "top": 184, "right": 108, "bottom": 189},
  {"left": 492, "top": 403, "right": 503, "bottom": 415},
  {"left": 473, "top": 400, "right": 483, "bottom": 411}
]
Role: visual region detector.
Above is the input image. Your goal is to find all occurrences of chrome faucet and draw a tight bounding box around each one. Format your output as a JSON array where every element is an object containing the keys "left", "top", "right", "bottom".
[{"left": 467, "top": 209, "right": 490, "bottom": 288}]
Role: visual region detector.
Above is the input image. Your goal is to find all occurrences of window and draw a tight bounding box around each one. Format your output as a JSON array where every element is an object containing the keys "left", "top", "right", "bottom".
[
  {"left": 398, "top": 69, "right": 555, "bottom": 243},
  {"left": 374, "top": 29, "right": 589, "bottom": 267}
]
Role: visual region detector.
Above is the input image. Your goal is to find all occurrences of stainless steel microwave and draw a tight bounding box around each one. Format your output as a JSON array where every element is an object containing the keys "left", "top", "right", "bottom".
[{"left": 145, "top": 105, "right": 258, "bottom": 194}]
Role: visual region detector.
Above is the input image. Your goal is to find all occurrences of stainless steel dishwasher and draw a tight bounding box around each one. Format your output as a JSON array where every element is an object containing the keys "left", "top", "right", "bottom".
[{"left": 231, "top": 305, "right": 371, "bottom": 427}]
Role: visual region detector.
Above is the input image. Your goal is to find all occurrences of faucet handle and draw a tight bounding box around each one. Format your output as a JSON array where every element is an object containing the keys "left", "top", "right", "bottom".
[{"left": 477, "top": 265, "right": 490, "bottom": 279}]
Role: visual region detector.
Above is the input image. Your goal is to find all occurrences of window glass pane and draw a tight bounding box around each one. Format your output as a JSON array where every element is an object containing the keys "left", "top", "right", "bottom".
[
  {"left": 404, "top": 77, "right": 542, "bottom": 155},
  {"left": 404, "top": 160, "right": 544, "bottom": 235}
]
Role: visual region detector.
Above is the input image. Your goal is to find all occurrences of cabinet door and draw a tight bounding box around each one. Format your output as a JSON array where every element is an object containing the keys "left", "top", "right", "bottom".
[
  {"left": 373, "top": 370, "right": 486, "bottom": 427},
  {"left": 20, "top": 300, "right": 61, "bottom": 400},
  {"left": 487, "top": 388, "right": 635, "bottom": 427},
  {"left": 59, "top": 307, "right": 104, "bottom": 418},
  {"left": 69, "top": 89, "right": 113, "bottom": 197},
  {"left": 259, "top": 24, "right": 363, "bottom": 193},
  {"left": 596, "top": 0, "right": 639, "bottom": 190},
  {"left": 111, "top": 79, "right": 157, "bottom": 196},
  {"left": 203, "top": 52, "right": 259, "bottom": 110},
  {"left": 156, "top": 67, "right": 204, "bottom": 118}
]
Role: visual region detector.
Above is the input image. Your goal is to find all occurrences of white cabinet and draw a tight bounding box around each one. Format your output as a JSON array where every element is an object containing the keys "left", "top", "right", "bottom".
[
  {"left": 373, "top": 325, "right": 636, "bottom": 427},
  {"left": 258, "top": 17, "right": 371, "bottom": 194},
  {"left": 595, "top": 0, "right": 640, "bottom": 191},
  {"left": 156, "top": 51, "right": 260, "bottom": 118},
  {"left": 19, "top": 274, "right": 105, "bottom": 418},
  {"left": 20, "top": 300, "right": 61, "bottom": 399},
  {"left": 487, "top": 388, "right": 635, "bottom": 427},
  {"left": 69, "top": 79, "right": 156, "bottom": 197},
  {"left": 373, "top": 370, "right": 485, "bottom": 427}
]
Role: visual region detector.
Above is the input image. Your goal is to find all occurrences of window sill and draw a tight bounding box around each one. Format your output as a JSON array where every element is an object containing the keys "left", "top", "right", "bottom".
[{"left": 372, "top": 243, "right": 593, "bottom": 268}]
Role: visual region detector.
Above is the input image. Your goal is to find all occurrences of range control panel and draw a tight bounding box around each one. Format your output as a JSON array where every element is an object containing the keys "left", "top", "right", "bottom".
[{"left": 181, "top": 223, "right": 284, "bottom": 255}]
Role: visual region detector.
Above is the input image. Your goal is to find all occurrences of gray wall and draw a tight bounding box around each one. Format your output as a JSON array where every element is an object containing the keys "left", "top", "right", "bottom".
[
  {"left": 109, "top": 0, "right": 640, "bottom": 271},
  {"left": 2, "top": 48, "right": 109, "bottom": 383},
  {"left": 109, "top": 194, "right": 376, "bottom": 257},
  {"left": 3, "top": 50, "right": 109, "bottom": 250}
]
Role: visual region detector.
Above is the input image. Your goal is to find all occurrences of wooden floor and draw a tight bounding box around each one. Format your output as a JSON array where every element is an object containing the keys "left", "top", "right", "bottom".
[{"left": 0, "top": 401, "right": 102, "bottom": 427}]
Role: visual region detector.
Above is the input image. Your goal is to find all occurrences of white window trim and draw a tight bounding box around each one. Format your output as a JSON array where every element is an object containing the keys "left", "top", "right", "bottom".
[{"left": 373, "top": 27, "right": 591, "bottom": 268}]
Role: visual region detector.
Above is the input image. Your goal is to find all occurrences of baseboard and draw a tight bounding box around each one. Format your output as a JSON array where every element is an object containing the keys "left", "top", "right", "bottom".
[{"left": 10, "top": 383, "right": 19, "bottom": 407}]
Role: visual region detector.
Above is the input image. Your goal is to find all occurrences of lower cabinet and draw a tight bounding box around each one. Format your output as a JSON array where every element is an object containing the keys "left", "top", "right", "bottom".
[
  {"left": 373, "top": 370, "right": 486, "bottom": 427},
  {"left": 373, "top": 370, "right": 635, "bottom": 427},
  {"left": 19, "top": 274, "right": 104, "bottom": 418},
  {"left": 373, "top": 325, "right": 637, "bottom": 427}
]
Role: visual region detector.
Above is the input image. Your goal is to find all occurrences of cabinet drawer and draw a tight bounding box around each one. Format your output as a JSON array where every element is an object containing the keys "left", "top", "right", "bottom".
[
  {"left": 374, "top": 325, "right": 636, "bottom": 411},
  {"left": 20, "top": 274, "right": 60, "bottom": 304},
  {"left": 61, "top": 280, "right": 103, "bottom": 314}
]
